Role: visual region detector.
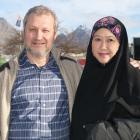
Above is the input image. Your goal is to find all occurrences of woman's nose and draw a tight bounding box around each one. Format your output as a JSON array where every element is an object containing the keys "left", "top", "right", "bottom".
[{"left": 100, "top": 40, "right": 107, "bottom": 49}]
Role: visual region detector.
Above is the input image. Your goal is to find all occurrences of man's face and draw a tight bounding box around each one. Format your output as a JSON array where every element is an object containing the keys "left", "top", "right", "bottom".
[{"left": 24, "top": 13, "right": 56, "bottom": 58}]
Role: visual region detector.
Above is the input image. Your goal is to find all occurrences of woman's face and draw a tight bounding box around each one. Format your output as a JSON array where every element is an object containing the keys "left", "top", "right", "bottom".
[{"left": 92, "top": 28, "right": 120, "bottom": 64}]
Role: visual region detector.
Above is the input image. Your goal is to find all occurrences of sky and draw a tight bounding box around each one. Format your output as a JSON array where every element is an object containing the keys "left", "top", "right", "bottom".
[{"left": 0, "top": 0, "right": 140, "bottom": 43}]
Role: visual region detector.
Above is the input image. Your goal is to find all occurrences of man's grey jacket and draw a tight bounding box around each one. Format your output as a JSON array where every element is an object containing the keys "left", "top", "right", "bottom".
[{"left": 0, "top": 47, "right": 82, "bottom": 140}]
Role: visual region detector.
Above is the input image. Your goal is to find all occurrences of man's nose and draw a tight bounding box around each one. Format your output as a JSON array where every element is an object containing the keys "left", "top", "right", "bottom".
[{"left": 36, "top": 30, "right": 43, "bottom": 40}]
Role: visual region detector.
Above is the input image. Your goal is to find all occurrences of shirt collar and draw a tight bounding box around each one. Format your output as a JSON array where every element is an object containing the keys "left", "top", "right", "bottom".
[{"left": 19, "top": 49, "right": 56, "bottom": 69}]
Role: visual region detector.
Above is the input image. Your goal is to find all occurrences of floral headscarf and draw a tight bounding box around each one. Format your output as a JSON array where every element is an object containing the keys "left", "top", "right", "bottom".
[{"left": 92, "top": 16, "right": 121, "bottom": 42}]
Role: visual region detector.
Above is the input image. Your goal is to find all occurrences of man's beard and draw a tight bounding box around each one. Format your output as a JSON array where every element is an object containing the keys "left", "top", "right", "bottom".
[{"left": 26, "top": 46, "right": 51, "bottom": 58}]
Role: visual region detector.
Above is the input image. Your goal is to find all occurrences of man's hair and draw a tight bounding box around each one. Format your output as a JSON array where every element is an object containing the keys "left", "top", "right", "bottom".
[{"left": 23, "top": 5, "right": 58, "bottom": 32}]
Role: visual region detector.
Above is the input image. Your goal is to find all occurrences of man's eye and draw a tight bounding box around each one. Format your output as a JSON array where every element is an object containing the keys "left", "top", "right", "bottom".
[
  {"left": 43, "top": 29, "right": 49, "bottom": 32},
  {"left": 29, "top": 28, "right": 36, "bottom": 31}
]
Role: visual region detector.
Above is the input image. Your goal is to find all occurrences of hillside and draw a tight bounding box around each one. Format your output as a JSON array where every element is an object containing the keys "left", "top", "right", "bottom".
[
  {"left": 0, "top": 18, "right": 18, "bottom": 46},
  {"left": 0, "top": 17, "right": 20, "bottom": 55},
  {"left": 54, "top": 25, "right": 91, "bottom": 53}
]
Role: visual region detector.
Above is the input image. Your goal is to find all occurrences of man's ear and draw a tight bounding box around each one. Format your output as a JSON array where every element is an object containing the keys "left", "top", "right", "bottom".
[
  {"left": 21, "top": 30, "right": 24, "bottom": 44},
  {"left": 22, "top": 31, "right": 24, "bottom": 38},
  {"left": 54, "top": 32, "right": 57, "bottom": 40}
]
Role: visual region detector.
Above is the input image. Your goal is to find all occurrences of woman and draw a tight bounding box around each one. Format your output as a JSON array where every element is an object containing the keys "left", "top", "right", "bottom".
[{"left": 70, "top": 16, "right": 140, "bottom": 140}]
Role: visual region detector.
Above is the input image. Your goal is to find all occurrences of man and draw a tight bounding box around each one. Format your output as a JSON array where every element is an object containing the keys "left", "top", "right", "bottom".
[{"left": 0, "top": 5, "right": 82, "bottom": 140}]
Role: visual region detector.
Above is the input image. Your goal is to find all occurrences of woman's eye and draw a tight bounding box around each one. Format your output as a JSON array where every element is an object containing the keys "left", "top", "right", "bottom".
[
  {"left": 94, "top": 38, "right": 101, "bottom": 41},
  {"left": 108, "top": 39, "right": 114, "bottom": 42}
]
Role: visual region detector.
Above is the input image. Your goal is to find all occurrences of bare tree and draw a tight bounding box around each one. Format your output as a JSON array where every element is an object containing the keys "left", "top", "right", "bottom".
[{"left": 5, "top": 31, "right": 23, "bottom": 55}]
